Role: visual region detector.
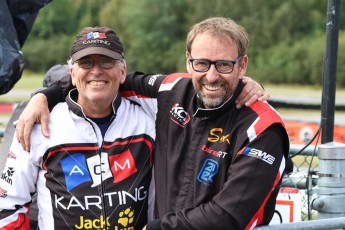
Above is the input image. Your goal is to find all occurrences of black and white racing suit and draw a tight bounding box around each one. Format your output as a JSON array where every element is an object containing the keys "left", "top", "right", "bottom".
[
  {"left": 120, "top": 72, "right": 290, "bottom": 230},
  {"left": 0, "top": 89, "right": 155, "bottom": 230}
]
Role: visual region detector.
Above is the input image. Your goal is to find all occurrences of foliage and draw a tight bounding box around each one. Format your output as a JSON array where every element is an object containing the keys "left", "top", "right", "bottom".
[
  {"left": 29, "top": 0, "right": 77, "bottom": 38},
  {"left": 22, "top": 35, "right": 72, "bottom": 72},
  {"left": 20, "top": 0, "right": 345, "bottom": 86},
  {"left": 248, "top": 30, "right": 345, "bottom": 87},
  {"left": 118, "top": 0, "right": 188, "bottom": 73}
]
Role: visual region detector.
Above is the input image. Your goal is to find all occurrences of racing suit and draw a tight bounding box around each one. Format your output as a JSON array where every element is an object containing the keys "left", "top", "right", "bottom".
[
  {"left": 10, "top": 71, "right": 290, "bottom": 229},
  {"left": 120, "top": 72, "right": 290, "bottom": 230},
  {"left": 0, "top": 89, "right": 155, "bottom": 229}
]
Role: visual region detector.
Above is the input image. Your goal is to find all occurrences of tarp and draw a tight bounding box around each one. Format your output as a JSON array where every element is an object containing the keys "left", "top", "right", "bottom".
[
  {"left": 285, "top": 120, "right": 345, "bottom": 145},
  {"left": 0, "top": 0, "right": 51, "bottom": 95}
]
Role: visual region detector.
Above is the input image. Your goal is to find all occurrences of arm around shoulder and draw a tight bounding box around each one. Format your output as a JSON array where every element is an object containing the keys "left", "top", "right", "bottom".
[{"left": 16, "top": 92, "right": 51, "bottom": 151}]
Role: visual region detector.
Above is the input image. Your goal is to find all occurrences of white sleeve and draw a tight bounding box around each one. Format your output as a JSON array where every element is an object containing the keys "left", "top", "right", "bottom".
[{"left": 0, "top": 134, "right": 38, "bottom": 228}]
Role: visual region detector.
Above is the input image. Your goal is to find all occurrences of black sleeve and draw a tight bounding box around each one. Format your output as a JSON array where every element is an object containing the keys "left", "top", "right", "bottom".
[
  {"left": 36, "top": 85, "right": 65, "bottom": 110},
  {"left": 146, "top": 219, "right": 162, "bottom": 230}
]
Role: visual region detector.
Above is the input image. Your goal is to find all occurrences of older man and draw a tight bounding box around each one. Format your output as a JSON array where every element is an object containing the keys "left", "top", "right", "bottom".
[{"left": 0, "top": 27, "right": 155, "bottom": 229}]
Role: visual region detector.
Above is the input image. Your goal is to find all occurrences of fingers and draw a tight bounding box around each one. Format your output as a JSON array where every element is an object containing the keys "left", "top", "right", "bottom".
[
  {"left": 241, "top": 76, "right": 250, "bottom": 84},
  {"left": 40, "top": 112, "right": 50, "bottom": 138},
  {"left": 23, "top": 119, "right": 35, "bottom": 151},
  {"left": 15, "top": 93, "right": 50, "bottom": 151},
  {"left": 236, "top": 90, "right": 264, "bottom": 109},
  {"left": 258, "top": 91, "right": 270, "bottom": 101},
  {"left": 15, "top": 118, "right": 34, "bottom": 152},
  {"left": 236, "top": 77, "right": 255, "bottom": 108},
  {"left": 14, "top": 121, "right": 24, "bottom": 149},
  {"left": 236, "top": 77, "right": 268, "bottom": 109}
]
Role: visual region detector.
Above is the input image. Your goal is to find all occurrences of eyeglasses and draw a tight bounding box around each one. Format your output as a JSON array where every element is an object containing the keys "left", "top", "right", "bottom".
[
  {"left": 74, "top": 57, "right": 118, "bottom": 69},
  {"left": 189, "top": 54, "right": 242, "bottom": 74}
]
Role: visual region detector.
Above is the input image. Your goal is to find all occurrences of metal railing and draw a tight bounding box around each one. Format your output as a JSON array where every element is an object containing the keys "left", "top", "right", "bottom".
[{"left": 259, "top": 142, "right": 345, "bottom": 229}]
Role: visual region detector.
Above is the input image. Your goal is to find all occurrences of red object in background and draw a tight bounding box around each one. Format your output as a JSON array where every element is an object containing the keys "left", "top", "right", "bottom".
[
  {"left": 285, "top": 120, "right": 345, "bottom": 145},
  {"left": 0, "top": 103, "right": 16, "bottom": 113}
]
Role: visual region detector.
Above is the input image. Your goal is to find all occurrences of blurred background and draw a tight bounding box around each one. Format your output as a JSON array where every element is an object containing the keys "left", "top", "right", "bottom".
[{"left": 15, "top": 0, "right": 345, "bottom": 85}]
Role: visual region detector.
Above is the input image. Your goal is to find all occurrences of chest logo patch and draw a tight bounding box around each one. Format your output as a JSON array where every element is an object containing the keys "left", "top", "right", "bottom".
[
  {"left": 208, "top": 128, "right": 230, "bottom": 145},
  {"left": 197, "top": 158, "right": 219, "bottom": 185},
  {"left": 169, "top": 103, "right": 190, "bottom": 127}
]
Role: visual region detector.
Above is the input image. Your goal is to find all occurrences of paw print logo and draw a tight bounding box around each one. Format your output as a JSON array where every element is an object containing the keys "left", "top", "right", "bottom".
[
  {"left": 7, "top": 167, "right": 15, "bottom": 177},
  {"left": 118, "top": 207, "right": 134, "bottom": 227}
]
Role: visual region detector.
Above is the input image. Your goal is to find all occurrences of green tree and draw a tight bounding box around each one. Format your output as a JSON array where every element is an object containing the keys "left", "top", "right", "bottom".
[
  {"left": 20, "top": 0, "right": 345, "bottom": 86},
  {"left": 118, "top": 0, "right": 188, "bottom": 73},
  {"left": 76, "top": 0, "right": 111, "bottom": 29},
  {"left": 29, "top": 0, "right": 76, "bottom": 38}
]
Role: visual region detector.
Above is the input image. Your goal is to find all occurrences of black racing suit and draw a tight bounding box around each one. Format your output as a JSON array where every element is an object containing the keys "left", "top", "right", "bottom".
[{"left": 121, "top": 72, "right": 290, "bottom": 230}]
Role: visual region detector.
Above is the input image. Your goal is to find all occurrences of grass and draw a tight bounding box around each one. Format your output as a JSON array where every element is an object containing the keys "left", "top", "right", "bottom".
[
  {"left": 0, "top": 71, "right": 44, "bottom": 128},
  {"left": 13, "top": 72, "right": 43, "bottom": 89},
  {"left": 265, "top": 83, "right": 345, "bottom": 97},
  {"left": 0, "top": 71, "right": 43, "bottom": 103},
  {"left": 264, "top": 84, "right": 345, "bottom": 121}
]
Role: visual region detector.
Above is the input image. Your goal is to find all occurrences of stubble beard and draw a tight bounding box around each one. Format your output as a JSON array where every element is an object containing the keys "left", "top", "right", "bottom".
[{"left": 195, "top": 81, "right": 229, "bottom": 109}]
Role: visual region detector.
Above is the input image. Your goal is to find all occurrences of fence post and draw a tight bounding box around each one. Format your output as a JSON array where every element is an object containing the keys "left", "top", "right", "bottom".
[
  {"left": 312, "top": 142, "right": 345, "bottom": 219},
  {"left": 320, "top": 0, "right": 341, "bottom": 143}
]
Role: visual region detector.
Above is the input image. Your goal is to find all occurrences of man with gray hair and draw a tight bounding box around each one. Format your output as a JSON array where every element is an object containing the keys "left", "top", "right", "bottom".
[{"left": 0, "top": 27, "right": 155, "bottom": 229}]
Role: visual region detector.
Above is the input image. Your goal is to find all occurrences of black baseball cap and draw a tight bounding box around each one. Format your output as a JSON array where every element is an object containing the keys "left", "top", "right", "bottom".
[{"left": 71, "top": 27, "right": 124, "bottom": 62}]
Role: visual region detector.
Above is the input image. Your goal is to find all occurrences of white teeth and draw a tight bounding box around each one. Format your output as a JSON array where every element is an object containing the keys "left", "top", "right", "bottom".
[
  {"left": 89, "top": 81, "right": 106, "bottom": 86},
  {"left": 204, "top": 85, "right": 221, "bottom": 91}
]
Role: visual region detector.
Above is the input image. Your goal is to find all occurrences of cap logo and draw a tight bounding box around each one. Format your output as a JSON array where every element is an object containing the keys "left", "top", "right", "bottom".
[
  {"left": 87, "top": 32, "right": 106, "bottom": 39},
  {"left": 71, "top": 27, "right": 124, "bottom": 61},
  {"left": 83, "top": 32, "right": 110, "bottom": 46}
]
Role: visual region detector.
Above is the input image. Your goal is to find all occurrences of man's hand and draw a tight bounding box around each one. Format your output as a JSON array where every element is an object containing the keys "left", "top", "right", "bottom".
[
  {"left": 236, "top": 76, "right": 269, "bottom": 109},
  {"left": 15, "top": 93, "right": 50, "bottom": 151}
]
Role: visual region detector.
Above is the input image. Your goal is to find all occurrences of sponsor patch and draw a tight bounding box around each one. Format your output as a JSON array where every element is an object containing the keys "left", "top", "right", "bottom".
[
  {"left": 197, "top": 158, "right": 219, "bottom": 185},
  {"left": 54, "top": 186, "right": 147, "bottom": 211},
  {"left": 87, "top": 32, "right": 106, "bottom": 40},
  {"left": 75, "top": 215, "right": 110, "bottom": 229},
  {"left": 1, "top": 166, "right": 15, "bottom": 185},
  {"left": 241, "top": 147, "right": 275, "bottom": 165},
  {"left": 73, "top": 207, "right": 136, "bottom": 229},
  {"left": 118, "top": 207, "right": 135, "bottom": 228},
  {"left": 148, "top": 74, "right": 160, "bottom": 86},
  {"left": 109, "top": 149, "right": 138, "bottom": 183},
  {"left": 202, "top": 145, "right": 228, "bottom": 158},
  {"left": 60, "top": 153, "right": 92, "bottom": 191},
  {"left": 169, "top": 103, "right": 190, "bottom": 127},
  {"left": 208, "top": 128, "right": 230, "bottom": 145}
]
